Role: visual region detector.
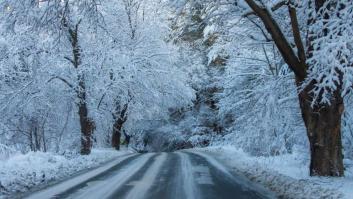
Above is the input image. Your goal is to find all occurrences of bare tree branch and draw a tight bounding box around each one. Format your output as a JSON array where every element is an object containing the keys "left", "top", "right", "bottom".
[
  {"left": 244, "top": 0, "right": 307, "bottom": 80},
  {"left": 242, "top": 1, "right": 287, "bottom": 17},
  {"left": 288, "top": 5, "right": 306, "bottom": 65},
  {"left": 47, "top": 76, "right": 74, "bottom": 89}
]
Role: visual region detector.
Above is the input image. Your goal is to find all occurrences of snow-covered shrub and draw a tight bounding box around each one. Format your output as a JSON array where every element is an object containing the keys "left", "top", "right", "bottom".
[
  {"left": 209, "top": 16, "right": 309, "bottom": 156},
  {"left": 0, "top": 144, "right": 18, "bottom": 161},
  {"left": 219, "top": 59, "right": 308, "bottom": 156}
]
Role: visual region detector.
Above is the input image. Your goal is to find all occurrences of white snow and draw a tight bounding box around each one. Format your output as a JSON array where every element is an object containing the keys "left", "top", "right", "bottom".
[
  {"left": 0, "top": 148, "right": 132, "bottom": 199},
  {"left": 203, "top": 24, "right": 215, "bottom": 38},
  {"left": 68, "top": 153, "right": 154, "bottom": 199},
  {"left": 198, "top": 146, "right": 351, "bottom": 199},
  {"left": 0, "top": 144, "right": 18, "bottom": 161},
  {"left": 24, "top": 153, "right": 136, "bottom": 199},
  {"left": 190, "top": 151, "right": 275, "bottom": 199},
  {"left": 177, "top": 152, "right": 200, "bottom": 199}
]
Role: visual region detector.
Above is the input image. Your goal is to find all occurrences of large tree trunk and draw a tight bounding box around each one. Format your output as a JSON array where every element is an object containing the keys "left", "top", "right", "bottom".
[
  {"left": 78, "top": 75, "right": 93, "bottom": 155},
  {"left": 299, "top": 0, "right": 344, "bottom": 176},
  {"left": 79, "top": 107, "right": 92, "bottom": 155},
  {"left": 298, "top": 81, "right": 344, "bottom": 176},
  {"left": 64, "top": 19, "right": 95, "bottom": 155}
]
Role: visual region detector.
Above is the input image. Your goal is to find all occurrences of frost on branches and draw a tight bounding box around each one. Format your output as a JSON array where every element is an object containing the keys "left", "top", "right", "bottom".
[
  {"left": 306, "top": 1, "right": 353, "bottom": 104},
  {"left": 0, "top": 0, "right": 194, "bottom": 154}
]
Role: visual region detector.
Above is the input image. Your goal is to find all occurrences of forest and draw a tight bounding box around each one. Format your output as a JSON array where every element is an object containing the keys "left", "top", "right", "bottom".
[{"left": 0, "top": 0, "right": 353, "bottom": 198}]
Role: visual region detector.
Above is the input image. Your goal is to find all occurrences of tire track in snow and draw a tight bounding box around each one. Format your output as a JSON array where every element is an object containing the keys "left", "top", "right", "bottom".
[
  {"left": 123, "top": 153, "right": 168, "bottom": 199},
  {"left": 24, "top": 153, "right": 137, "bottom": 199},
  {"left": 176, "top": 152, "right": 200, "bottom": 199},
  {"left": 67, "top": 153, "right": 155, "bottom": 199}
]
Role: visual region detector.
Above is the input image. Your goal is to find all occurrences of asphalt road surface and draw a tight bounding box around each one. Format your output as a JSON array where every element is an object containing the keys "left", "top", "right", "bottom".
[{"left": 24, "top": 151, "right": 275, "bottom": 199}]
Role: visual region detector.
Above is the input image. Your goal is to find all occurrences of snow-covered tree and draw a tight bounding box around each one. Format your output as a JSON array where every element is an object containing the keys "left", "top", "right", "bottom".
[
  {"left": 241, "top": 0, "right": 353, "bottom": 177},
  {"left": 172, "top": 0, "right": 353, "bottom": 176},
  {"left": 0, "top": 0, "right": 195, "bottom": 154}
]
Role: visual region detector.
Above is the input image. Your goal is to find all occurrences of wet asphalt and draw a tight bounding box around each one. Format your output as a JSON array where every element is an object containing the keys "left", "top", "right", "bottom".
[{"left": 25, "top": 151, "right": 275, "bottom": 199}]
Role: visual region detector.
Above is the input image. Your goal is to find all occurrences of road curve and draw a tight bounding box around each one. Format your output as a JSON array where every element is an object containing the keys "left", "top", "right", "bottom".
[{"left": 24, "top": 151, "right": 275, "bottom": 199}]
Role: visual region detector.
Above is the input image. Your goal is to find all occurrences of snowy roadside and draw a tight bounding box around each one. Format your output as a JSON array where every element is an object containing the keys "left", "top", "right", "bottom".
[
  {"left": 0, "top": 148, "right": 133, "bottom": 199},
  {"left": 197, "top": 146, "right": 352, "bottom": 199}
]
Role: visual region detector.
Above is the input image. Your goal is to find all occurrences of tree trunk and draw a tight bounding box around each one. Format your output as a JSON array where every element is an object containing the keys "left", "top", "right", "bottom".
[
  {"left": 34, "top": 125, "right": 41, "bottom": 152},
  {"left": 124, "top": 131, "right": 131, "bottom": 147},
  {"left": 111, "top": 102, "right": 129, "bottom": 150},
  {"left": 63, "top": 19, "right": 95, "bottom": 155},
  {"left": 111, "top": 120, "right": 122, "bottom": 150},
  {"left": 78, "top": 102, "right": 92, "bottom": 155},
  {"left": 298, "top": 81, "right": 344, "bottom": 176},
  {"left": 298, "top": 0, "right": 344, "bottom": 176},
  {"left": 78, "top": 75, "right": 94, "bottom": 155}
]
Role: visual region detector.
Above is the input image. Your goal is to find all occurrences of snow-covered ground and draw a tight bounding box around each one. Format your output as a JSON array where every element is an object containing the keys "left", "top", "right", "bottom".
[
  {"left": 0, "top": 148, "right": 132, "bottom": 199},
  {"left": 200, "top": 146, "right": 353, "bottom": 199}
]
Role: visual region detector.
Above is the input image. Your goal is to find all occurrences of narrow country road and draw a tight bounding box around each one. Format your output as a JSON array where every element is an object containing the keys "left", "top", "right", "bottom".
[{"left": 24, "top": 151, "right": 275, "bottom": 199}]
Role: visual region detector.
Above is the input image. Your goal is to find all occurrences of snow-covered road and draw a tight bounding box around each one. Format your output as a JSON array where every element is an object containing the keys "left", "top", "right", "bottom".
[{"left": 24, "top": 151, "right": 275, "bottom": 199}]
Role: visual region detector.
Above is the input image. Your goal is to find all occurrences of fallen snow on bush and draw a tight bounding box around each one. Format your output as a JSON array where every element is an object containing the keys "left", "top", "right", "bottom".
[
  {"left": 0, "top": 144, "right": 19, "bottom": 161},
  {"left": 199, "top": 146, "right": 353, "bottom": 199},
  {"left": 0, "top": 148, "right": 131, "bottom": 198}
]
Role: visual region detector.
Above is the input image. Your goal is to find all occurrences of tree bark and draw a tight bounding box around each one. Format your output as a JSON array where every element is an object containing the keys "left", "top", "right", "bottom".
[
  {"left": 124, "top": 131, "right": 131, "bottom": 147},
  {"left": 111, "top": 120, "right": 122, "bottom": 150},
  {"left": 111, "top": 103, "right": 129, "bottom": 150},
  {"left": 300, "top": 0, "right": 344, "bottom": 176},
  {"left": 63, "top": 18, "right": 95, "bottom": 155},
  {"left": 297, "top": 81, "right": 344, "bottom": 176},
  {"left": 78, "top": 75, "right": 93, "bottom": 155}
]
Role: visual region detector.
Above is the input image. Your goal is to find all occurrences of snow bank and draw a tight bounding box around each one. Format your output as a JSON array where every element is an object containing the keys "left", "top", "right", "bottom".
[
  {"left": 0, "top": 148, "right": 131, "bottom": 198},
  {"left": 199, "top": 146, "right": 352, "bottom": 199}
]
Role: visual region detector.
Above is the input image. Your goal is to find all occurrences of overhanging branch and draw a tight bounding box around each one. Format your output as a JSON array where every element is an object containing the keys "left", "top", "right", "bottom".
[
  {"left": 244, "top": 0, "right": 307, "bottom": 79},
  {"left": 243, "top": 1, "right": 287, "bottom": 18},
  {"left": 47, "top": 76, "right": 74, "bottom": 89}
]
